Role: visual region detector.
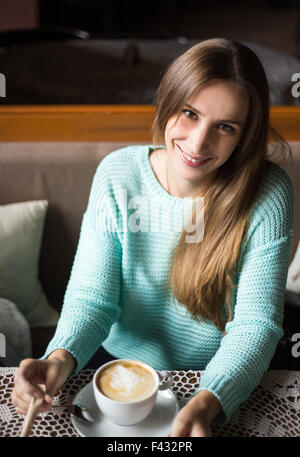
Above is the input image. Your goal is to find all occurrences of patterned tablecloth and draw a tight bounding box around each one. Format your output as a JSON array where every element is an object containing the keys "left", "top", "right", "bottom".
[{"left": 0, "top": 367, "right": 300, "bottom": 437}]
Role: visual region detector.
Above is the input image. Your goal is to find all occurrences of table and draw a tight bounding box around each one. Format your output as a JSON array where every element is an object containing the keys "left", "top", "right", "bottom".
[{"left": 0, "top": 367, "right": 300, "bottom": 437}]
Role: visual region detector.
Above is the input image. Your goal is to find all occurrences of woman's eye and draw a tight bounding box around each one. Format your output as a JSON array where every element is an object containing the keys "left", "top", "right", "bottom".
[
  {"left": 218, "top": 123, "right": 235, "bottom": 133},
  {"left": 183, "top": 109, "right": 197, "bottom": 120}
]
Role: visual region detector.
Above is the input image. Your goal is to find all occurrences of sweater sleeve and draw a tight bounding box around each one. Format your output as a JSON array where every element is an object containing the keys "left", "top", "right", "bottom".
[
  {"left": 196, "top": 165, "right": 294, "bottom": 426},
  {"left": 42, "top": 160, "right": 122, "bottom": 375}
]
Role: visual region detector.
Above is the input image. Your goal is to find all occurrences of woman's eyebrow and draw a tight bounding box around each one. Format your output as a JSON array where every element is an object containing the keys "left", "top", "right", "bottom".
[{"left": 184, "top": 103, "right": 242, "bottom": 126}]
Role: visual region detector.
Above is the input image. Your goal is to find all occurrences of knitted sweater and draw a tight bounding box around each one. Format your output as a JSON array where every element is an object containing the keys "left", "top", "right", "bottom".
[{"left": 43, "top": 145, "right": 294, "bottom": 425}]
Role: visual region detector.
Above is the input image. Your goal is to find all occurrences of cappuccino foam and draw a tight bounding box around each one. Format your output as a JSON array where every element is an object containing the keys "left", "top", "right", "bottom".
[{"left": 98, "top": 362, "right": 157, "bottom": 402}]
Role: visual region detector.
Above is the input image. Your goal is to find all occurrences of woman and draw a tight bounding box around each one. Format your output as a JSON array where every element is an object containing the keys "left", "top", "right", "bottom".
[{"left": 12, "top": 38, "right": 294, "bottom": 437}]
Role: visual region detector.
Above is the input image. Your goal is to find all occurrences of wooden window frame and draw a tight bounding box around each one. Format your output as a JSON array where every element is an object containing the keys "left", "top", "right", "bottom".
[{"left": 0, "top": 105, "right": 299, "bottom": 142}]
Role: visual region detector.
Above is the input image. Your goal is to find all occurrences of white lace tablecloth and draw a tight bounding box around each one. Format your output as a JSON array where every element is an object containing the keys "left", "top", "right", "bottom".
[{"left": 0, "top": 368, "right": 299, "bottom": 437}]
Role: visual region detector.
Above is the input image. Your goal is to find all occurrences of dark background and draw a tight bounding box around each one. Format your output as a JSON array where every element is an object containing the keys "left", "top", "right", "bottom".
[
  {"left": 38, "top": 0, "right": 300, "bottom": 52},
  {"left": 0, "top": 0, "right": 299, "bottom": 104},
  {"left": 0, "top": 0, "right": 299, "bottom": 53},
  {"left": 37, "top": 0, "right": 299, "bottom": 49}
]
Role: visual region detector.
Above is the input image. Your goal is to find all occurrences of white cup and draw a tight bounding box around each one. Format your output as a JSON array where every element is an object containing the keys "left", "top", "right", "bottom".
[{"left": 92, "top": 359, "right": 173, "bottom": 426}]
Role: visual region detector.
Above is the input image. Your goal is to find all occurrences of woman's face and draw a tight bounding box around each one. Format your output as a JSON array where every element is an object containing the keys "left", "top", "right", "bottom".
[{"left": 164, "top": 79, "right": 250, "bottom": 197}]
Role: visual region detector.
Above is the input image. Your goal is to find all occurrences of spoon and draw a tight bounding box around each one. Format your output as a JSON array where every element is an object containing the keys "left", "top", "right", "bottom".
[
  {"left": 20, "top": 384, "right": 47, "bottom": 437},
  {"left": 70, "top": 403, "right": 96, "bottom": 423}
]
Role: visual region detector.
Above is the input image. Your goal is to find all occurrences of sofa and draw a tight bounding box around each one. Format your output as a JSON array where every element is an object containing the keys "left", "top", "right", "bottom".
[{"left": 0, "top": 140, "right": 300, "bottom": 368}]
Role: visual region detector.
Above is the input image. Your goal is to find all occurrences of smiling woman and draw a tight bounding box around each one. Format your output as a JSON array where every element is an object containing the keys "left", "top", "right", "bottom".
[
  {"left": 151, "top": 38, "right": 291, "bottom": 331},
  {"left": 162, "top": 80, "right": 250, "bottom": 198},
  {"left": 12, "top": 38, "right": 294, "bottom": 438}
]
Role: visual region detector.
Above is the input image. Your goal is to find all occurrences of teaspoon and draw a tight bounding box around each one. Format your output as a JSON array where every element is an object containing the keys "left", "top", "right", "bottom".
[{"left": 70, "top": 403, "right": 96, "bottom": 423}]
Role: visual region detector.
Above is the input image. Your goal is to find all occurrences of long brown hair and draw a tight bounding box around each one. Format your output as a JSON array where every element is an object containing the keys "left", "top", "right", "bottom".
[{"left": 152, "top": 38, "right": 292, "bottom": 332}]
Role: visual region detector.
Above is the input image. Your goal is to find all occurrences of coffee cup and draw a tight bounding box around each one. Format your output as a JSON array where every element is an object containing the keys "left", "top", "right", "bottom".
[{"left": 92, "top": 359, "right": 173, "bottom": 426}]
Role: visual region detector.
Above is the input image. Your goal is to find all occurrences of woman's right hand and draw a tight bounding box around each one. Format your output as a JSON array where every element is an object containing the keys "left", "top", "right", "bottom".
[{"left": 11, "top": 350, "right": 77, "bottom": 415}]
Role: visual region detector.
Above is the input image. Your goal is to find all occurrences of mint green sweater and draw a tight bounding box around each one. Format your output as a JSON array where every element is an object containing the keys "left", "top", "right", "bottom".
[{"left": 43, "top": 145, "right": 294, "bottom": 425}]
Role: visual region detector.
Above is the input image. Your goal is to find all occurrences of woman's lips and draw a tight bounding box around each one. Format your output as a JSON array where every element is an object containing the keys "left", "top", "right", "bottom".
[{"left": 177, "top": 145, "right": 213, "bottom": 168}]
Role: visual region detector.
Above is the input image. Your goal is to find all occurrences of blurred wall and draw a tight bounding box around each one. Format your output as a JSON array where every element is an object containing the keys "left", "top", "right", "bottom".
[{"left": 0, "top": 0, "right": 39, "bottom": 32}]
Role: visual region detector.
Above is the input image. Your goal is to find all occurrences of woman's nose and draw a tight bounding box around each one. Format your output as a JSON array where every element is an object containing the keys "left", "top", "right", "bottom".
[{"left": 188, "top": 125, "right": 211, "bottom": 154}]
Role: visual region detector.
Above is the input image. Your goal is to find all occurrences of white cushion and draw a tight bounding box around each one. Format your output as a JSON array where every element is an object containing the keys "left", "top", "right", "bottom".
[
  {"left": 0, "top": 297, "right": 32, "bottom": 365},
  {"left": 0, "top": 200, "right": 59, "bottom": 327}
]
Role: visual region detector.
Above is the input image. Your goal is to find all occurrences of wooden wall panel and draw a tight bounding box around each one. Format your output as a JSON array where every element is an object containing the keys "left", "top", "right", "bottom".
[{"left": 0, "top": 105, "right": 299, "bottom": 141}]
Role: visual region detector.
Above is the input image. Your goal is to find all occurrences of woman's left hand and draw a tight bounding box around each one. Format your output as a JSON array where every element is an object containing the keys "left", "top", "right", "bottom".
[{"left": 170, "top": 390, "right": 221, "bottom": 437}]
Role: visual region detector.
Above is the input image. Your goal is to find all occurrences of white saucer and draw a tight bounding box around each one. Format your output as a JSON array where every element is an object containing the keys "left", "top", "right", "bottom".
[{"left": 71, "top": 381, "right": 180, "bottom": 437}]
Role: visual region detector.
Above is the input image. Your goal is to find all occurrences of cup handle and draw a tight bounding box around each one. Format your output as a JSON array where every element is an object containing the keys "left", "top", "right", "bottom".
[{"left": 156, "top": 370, "right": 173, "bottom": 391}]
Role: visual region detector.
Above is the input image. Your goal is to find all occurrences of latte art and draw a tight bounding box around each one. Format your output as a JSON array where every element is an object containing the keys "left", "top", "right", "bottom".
[{"left": 98, "top": 362, "right": 157, "bottom": 402}]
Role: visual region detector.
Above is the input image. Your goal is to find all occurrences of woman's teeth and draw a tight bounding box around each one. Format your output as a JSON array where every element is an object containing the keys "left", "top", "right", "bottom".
[{"left": 182, "top": 151, "right": 209, "bottom": 163}]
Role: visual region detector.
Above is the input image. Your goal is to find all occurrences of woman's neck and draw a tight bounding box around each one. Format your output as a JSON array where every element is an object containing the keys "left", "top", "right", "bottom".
[{"left": 150, "top": 147, "right": 209, "bottom": 199}]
